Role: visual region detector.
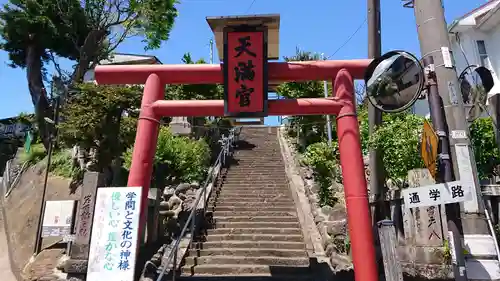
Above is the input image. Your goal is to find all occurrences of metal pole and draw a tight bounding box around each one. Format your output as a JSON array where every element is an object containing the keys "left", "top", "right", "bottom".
[
  {"left": 322, "top": 53, "right": 333, "bottom": 146},
  {"left": 424, "top": 56, "right": 467, "bottom": 281},
  {"left": 33, "top": 95, "right": 60, "bottom": 255},
  {"left": 412, "top": 0, "right": 489, "bottom": 235},
  {"left": 210, "top": 39, "right": 214, "bottom": 64},
  {"left": 368, "top": 0, "right": 386, "bottom": 221}
]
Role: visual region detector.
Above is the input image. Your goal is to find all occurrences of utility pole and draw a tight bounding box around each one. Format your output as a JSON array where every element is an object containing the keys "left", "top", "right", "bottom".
[
  {"left": 423, "top": 55, "right": 467, "bottom": 281},
  {"left": 409, "top": 0, "right": 497, "bottom": 279},
  {"left": 412, "top": 0, "right": 488, "bottom": 233},
  {"left": 322, "top": 53, "right": 333, "bottom": 146},
  {"left": 368, "top": 0, "right": 386, "bottom": 221}
]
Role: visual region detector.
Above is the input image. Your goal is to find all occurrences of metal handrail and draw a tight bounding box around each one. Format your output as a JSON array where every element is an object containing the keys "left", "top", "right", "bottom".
[{"left": 155, "top": 127, "right": 239, "bottom": 281}]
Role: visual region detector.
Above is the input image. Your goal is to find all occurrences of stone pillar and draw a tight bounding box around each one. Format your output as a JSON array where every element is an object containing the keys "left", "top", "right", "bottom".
[
  {"left": 169, "top": 117, "right": 192, "bottom": 136},
  {"left": 401, "top": 169, "right": 446, "bottom": 264},
  {"left": 64, "top": 171, "right": 105, "bottom": 278}
]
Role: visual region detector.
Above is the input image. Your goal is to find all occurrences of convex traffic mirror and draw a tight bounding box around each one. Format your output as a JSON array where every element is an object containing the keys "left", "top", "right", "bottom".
[
  {"left": 364, "top": 51, "right": 425, "bottom": 113},
  {"left": 458, "top": 65, "right": 494, "bottom": 121}
]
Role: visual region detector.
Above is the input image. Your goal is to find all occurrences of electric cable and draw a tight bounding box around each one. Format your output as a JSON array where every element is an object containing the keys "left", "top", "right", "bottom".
[{"left": 325, "top": 16, "right": 368, "bottom": 60}]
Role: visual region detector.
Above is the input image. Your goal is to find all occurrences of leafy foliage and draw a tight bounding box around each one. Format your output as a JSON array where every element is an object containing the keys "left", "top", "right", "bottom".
[
  {"left": 302, "top": 142, "right": 340, "bottom": 206},
  {"left": 165, "top": 53, "right": 223, "bottom": 101},
  {"left": 123, "top": 127, "right": 211, "bottom": 184},
  {"left": 368, "top": 112, "right": 425, "bottom": 186},
  {"left": 0, "top": 0, "right": 179, "bottom": 149},
  {"left": 20, "top": 143, "right": 46, "bottom": 165},
  {"left": 49, "top": 149, "right": 80, "bottom": 178},
  {"left": 470, "top": 117, "right": 500, "bottom": 180},
  {"left": 57, "top": 83, "right": 142, "bottom": 171},
  {"left": 277, "top": 48, "right": 332, "bottom": 150}
]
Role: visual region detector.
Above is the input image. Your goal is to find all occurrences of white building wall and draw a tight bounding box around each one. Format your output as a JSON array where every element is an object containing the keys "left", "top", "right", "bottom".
[{"left": 412, "top": 27, "right": 500, "bottom": 118}]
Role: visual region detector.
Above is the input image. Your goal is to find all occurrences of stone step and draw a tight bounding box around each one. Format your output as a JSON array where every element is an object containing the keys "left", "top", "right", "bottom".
[
  {"left": 218, "top": 192, "right": 291, "bottom": 198},
  {"left": 219, "top": 189, "right": 290, "bottom": 194},
  {"left": 214, "top": 216, "right": 298, "bottom": 223},
  {"left": 213, "top": 221, "right": 300, "bottom": 229},
  {"left": 210, "top": 198, "right": 294, "bottom": 204},
  {"left": 219, "top": 191, "right": 291, "bottom": 198},
  {"left": 213, "top": 196, "right": 292, "bottom": 203},
  {"left": 177, "top": 276, "right": 312, "bottom": 281},
  {"left": 218, "top": 191, "right": 292, "bottom": 199},
  {"left": 226, "top": 169, "right": 284, "bottom": 172},
  {"left": 218, "top": 187, "right": 290, "bottom": 192},
  {"left": 210, "top": 199, "right": 293, "bottom": 205},
  {"left": 224, "top": 173, "right": 285, "bottom": 177},
  {"left": 207, "top": 227, "right": 302, "bottom": 235},
  {"left": 189, "top": 248, "right": 307, "bottom": 258},
  {"left": 180, "top": 264, "right": 310, "bottom": 276},
  {"left": 184, "top": 255, "right": 309, "bottom": 267},
  {"left": 222, "top": 179, "right": 288, "bottom": 183},
  {"left": 212, "top": 211, "right": 296, "bottom": 217},
  {"left": 209, "top": 204, "right": 294, "bottom": 210},
  {"left": 210, "top": 207, "right": 295, "bottom": 213},
  {"left": 229, "top": 163, "right": 283, "bottom": 165},
  {"left": 221, "top": 184, "right": 289, "bottom": 188},
  {"left": 221, "top": 181, "right": 287, "bottom": 186},
  {"left": 223, "top": 173, "right": 285, "bottom": 177},
  {"left": 204, "top": 234, "right": 304, "bottom": 242},
  {"left": 193, "top": 241, "right": 307, "bottom": 251}
]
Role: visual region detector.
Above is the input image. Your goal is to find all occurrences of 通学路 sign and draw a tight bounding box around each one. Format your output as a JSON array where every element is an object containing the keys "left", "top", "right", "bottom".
[{"left": 402, "top": 180, "right": 472, "bottom": 209}]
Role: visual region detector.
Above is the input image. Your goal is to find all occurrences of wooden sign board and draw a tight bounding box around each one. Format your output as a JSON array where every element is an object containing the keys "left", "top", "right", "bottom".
[
  {"left": 420, "top": 120, "right": 438, "bottom": 179},
  {"left": 223, "top": 26, "right": 268, "bottom": 117},
  {"left": 42, "top": 200, "right": 76, "bottom": 238}
]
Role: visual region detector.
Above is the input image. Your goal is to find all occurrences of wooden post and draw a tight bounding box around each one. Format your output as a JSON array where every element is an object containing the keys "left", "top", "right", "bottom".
[
  {"left": 378, "top": 220, "right": 404, "bottom": 281},
  {"left": 64, "top": 171, "right": 105, "bottom": 276}
]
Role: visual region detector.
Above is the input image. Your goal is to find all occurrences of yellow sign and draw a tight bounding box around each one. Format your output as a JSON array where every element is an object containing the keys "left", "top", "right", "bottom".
[{"left": 421, "top": 120, "right": 439, "bottom": 179}]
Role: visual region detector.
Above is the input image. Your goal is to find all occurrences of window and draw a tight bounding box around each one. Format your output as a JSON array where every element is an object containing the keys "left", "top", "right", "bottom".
[{"left": 476, "top": 40, "right": 489, "bottom": 67}]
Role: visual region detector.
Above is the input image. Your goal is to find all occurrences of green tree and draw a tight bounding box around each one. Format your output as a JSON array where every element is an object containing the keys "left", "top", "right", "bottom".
[
  {"left": 277, "top": 48, "right": 331, "bottom": 150},
  {"left": 470, "top": 117, "right": 500, "bottom": 180},
  {"left": 57, "top": 83, "right": 142, "bottom": 174},
  {"left": 165, "top": 53, "right": 223, "bottom": 101},
  {"left": 368, "top": 111, "right": 425, "bottom": 187},
  {"left": 0, "top": 0, "right": 179, "bottom": 148}
]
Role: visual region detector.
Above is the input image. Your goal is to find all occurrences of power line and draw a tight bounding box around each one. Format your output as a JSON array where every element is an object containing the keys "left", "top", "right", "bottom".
[
  {"left": 326, "top": 16, "right": 368, "bottom": 60},
  {"left": 245, "top": 0, "right": 257, "bottom": 13}
]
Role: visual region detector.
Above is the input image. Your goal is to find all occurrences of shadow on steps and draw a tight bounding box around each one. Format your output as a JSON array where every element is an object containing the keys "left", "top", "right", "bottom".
[{"left": 173, "top": 257, "right": 348, "bottom": 281}]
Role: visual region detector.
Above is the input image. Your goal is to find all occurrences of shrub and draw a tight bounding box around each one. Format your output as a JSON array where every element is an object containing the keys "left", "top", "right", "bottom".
[
  {"left": 469, "top": 117, "right": 500, "bottom": 180},
  {"left": 123, "top": 127, "right": 211, "bottom": 184},
  {"left": 302, "top": 142, "right": 340, "bottom": 206},
  {"left": 20, "top": 143, "right": 46, "bottom": 165},
  {"left": 49, "top": 149, "right": 80, "bottom": 178}
]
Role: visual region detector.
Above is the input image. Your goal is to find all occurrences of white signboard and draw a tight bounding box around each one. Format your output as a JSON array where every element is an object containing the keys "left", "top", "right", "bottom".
[
  {"left": 403, "top": 180, "right": 473, "bottom": 209},
  {"left": 455, "top": 144, "right": 480, "bottom": 212},
  {"left": 42, "top": 200, "right": 76, "bottom": 237},
  {"left": 87, "top": 187, "right": 142, "bottom": 281},
  {"left": 451, "top": 130, "right": 467, "bottom": 140}
]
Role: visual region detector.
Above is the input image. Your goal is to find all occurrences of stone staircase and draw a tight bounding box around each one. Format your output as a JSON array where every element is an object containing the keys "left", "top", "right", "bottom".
[{"left": 178, "top": 127, "right": 313, "bottom": 280}]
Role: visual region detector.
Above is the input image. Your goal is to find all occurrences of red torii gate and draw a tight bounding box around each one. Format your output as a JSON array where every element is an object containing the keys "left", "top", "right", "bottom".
[{"left": 95, "top": 59, "right": 378, "bottom": 281}]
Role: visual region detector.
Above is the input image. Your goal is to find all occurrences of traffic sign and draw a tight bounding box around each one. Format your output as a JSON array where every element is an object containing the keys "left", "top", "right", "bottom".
[
  {"left": 402, "top": 180, "right": 473, "bottom": 209},
  {"left": 421, "top": 120, "right": 439, "bottom": 179}
]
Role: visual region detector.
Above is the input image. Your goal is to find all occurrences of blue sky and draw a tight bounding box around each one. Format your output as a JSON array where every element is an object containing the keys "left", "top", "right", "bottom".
[{"left": 0, "top": 0, "right": 489, "bottom": 124}]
